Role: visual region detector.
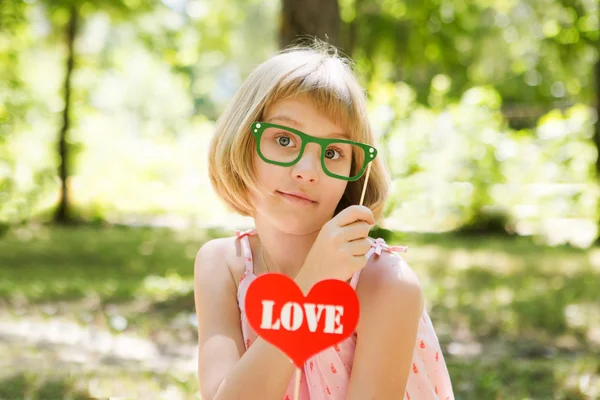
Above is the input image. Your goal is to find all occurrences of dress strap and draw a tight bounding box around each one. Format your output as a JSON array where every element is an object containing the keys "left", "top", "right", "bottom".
[
  {"left": 349, "top": 270, "right": 362, "bottom": 289},
  {"left": 235, "top": 228, "right": 257, "bottom": 273},
  {"left": 365, "top": 237, "right": 408, "bottom": 259},
  {"left": 350, "top": 237, "right": 409, "bottom": 289}
]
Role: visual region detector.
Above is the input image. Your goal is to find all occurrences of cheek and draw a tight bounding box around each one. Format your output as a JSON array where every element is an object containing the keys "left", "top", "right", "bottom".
[
  {"left": 324, "top": 180, "right": 348, "bottom": 203},
  {"left": 253, "top": 156, "right": 284, "bottom": 194},
  {"left": 256, "top": 163, "right": 279, "bottom": 187}
]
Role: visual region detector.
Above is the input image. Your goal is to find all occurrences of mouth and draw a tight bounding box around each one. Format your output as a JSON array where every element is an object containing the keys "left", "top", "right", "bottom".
[{"left": 277, "top": 191, "right": 317, "bottom": 205}]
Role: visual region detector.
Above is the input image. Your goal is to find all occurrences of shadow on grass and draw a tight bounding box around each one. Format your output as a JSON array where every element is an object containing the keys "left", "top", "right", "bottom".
[
  {"left": 397, "top": 230, "right": 588, "bottom": 256},
  {"left": 426, "top": 264, "right": 600, "bottom": 345},
  {"left": 0, "top": 368, "right": 201, "bottom": 400},
  {"left": 0, "top": 224, "right": 212, "bottom": 304},
  {"left": 0, "top": 373, "right": 93, "bottom": 400},
  {"left": 449, "top": 355, "right": 599, "bottom": 400}
]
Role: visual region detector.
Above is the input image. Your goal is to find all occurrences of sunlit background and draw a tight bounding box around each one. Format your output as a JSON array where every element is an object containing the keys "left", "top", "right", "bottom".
[{"left": 1, "top": 0, "right": 599, "bottom": 398}]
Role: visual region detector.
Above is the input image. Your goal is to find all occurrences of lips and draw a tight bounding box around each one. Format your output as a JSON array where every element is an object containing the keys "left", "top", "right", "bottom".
[{"left": 277, "top": 191, "right": 316, "bottom": 203}]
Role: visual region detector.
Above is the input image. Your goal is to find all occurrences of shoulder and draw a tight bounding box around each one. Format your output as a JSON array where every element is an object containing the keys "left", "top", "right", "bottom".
[
  {"left": 194, "top": 236, "right": 245, "bottom": 288},
  {"left": 356, "top": 250, "right": 424, "bottom": 323},
  {"left": 194, "top": 238, "right": 231, "bottom": 283}
]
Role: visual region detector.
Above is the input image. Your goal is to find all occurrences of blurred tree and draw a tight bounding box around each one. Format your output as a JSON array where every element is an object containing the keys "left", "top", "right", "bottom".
[
  {"left": 135, "top": 0, "right": 277, "bottom": 121},
  {"left": 337, "top": 0, "right": 597, "bottom": 118},
  {"left": 336, "top": 0, "right": 598, "bottom": 233},
  {"left": 1, "top": 0, "right": 597, "bottom": 237},
  {"left": 279, "top": 0, "right": 341, "bottom": 49},
  {"left": 31, "top": 0, "right": 152, "bottom": 224},
  {"left": 590, "top": 4, "right": 600, "bottom": 177},
  {"left": 0, "top": 0, "right": 30, "bottom": 230},
  {"left": 54, "top": 4, "right": 77, "bottom": 224}
]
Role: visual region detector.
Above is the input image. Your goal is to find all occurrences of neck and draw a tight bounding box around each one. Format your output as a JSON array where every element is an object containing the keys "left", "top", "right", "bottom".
[{"left": 253, "top": 217, "right": 321, "bottom": 278}]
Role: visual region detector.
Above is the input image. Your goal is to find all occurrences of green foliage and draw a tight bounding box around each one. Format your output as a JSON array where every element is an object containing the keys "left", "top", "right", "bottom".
[
  {"left": 367, "top": 77, "right": 598, "bottom": 244},
  {"left": 0, "top": 0, "right": 277, "bottom": 226},
  {"left": 0, "top": 0, "right": 34, "bottom": 226},
  {"left": 343, "top": 0, "right": 598, "bottom": 112},
  {"left": 0, "top": 0, "right": 598, "bottom": 246}
]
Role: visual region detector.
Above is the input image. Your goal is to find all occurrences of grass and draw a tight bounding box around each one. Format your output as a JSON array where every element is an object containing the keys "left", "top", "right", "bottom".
[{"left": 0, "top": 224, "right": 598, "bottom": 399}]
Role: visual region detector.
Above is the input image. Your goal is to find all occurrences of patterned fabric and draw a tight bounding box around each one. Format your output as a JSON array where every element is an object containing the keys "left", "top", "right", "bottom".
[{"left": 234, "top": 228, "right": 454, "bottom": 400}]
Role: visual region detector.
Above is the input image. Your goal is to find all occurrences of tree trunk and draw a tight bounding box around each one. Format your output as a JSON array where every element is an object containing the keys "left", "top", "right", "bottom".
[
  {"left": 594, "top": 3, "right": 600, "bottom": 240},
  {"left": 344, "top": 0, "right": 365, "bottom": 57},
  {"left": 54, "top": 5, "right": 77, "bottom": 224},
  {"left": 279, "top": 0, "right": 341, "bottom": 50},
  {"left": 595, "top": 57, "right": 600, "bottom": 241},
  {"left": 594, "top": 60, "right": 600, "bottom": 174}
]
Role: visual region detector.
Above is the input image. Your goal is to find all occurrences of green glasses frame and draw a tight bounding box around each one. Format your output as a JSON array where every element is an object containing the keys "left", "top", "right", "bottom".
[{"left": 250, "top": 122, "right": 378, "bottom": 182}]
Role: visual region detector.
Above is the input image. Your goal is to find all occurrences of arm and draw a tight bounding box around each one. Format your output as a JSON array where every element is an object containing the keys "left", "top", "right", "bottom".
[
  {"left": 194, "top": 239, "right": 297, "bottom": 400},
  {"left": 346, "top": 253, "right": 424, "bottom": 399}
]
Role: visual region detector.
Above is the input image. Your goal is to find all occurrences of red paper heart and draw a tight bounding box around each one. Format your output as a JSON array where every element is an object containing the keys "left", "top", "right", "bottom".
[{"left": 245, "top": 273, "right": 360, "bottom": 368}]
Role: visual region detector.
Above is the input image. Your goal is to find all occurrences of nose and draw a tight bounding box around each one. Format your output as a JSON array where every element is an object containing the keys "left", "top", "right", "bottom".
[{"left": 292, "top": 144, "right": 321, "bottom": 183}]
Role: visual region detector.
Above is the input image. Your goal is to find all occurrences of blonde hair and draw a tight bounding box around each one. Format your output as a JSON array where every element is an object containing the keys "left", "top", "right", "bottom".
[{"left": 208, "top": 39, "right": 391, "bottom": 223}]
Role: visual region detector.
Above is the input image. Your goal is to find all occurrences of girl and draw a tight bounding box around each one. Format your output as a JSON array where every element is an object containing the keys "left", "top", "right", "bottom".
[{"left": 195, "top": 41, "right": 454, "bottom": 400}]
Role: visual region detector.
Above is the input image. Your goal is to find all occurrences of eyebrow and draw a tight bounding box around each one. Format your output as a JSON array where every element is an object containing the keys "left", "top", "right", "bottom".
[{"left": 267, "top": 115, "right": 351, "bottom": 140}]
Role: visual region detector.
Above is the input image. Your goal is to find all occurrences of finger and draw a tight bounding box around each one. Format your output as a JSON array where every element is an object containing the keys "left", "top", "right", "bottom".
[
  {"left": 335, "top": 205, "right": 375, "bottom": 227},
  {"left": 346, "top": 238, "right": 373, "bottom": 256},
  {"left": 341, "top": 222, "right": 373, "bottom": 242},
  {"left": 350, "top": 254, "right": 370, "bottom": 269}
]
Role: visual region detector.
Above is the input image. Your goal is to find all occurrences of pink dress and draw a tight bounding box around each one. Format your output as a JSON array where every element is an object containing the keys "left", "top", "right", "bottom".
[{"left": 234, "top": 228, "right": 455, "bottom": 400}]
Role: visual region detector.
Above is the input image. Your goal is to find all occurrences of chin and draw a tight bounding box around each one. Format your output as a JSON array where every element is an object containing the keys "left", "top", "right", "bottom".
[{"left": 270, "top": 212, "right": 328, "bottom": 235}]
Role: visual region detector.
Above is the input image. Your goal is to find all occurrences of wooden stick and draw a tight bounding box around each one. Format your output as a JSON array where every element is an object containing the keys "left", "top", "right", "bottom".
[
  {"left": 293, "top": 368, "right": 301, "bottom": 400},
  {"left": 359, "top": 162, "right": 372, "bottom": 206}
]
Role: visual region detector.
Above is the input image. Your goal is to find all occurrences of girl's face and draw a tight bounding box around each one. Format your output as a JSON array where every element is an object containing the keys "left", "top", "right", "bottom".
[{"left": 250, "top": 95, "right": 350, "bottom": 234}]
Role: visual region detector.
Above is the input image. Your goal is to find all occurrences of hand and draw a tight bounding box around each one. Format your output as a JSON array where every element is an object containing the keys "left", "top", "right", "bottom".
[{"left": 297, "top": 205, "right": 375, "bottom": 290}]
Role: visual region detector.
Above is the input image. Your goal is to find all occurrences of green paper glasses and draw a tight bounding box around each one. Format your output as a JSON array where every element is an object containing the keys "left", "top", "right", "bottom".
[{"left": 251, "top": 122, "right": 377, "bottom": 182}]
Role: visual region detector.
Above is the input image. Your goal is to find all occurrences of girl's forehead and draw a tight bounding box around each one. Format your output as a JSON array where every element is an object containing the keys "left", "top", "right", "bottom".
[
  {"left": 264, "top": 96, "right": 350, "bottom": 132},
  {"left": 265, "top": 94, "right": 320, "bottom": 114}
]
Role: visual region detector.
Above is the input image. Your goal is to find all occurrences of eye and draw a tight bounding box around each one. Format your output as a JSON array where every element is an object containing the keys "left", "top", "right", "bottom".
[
  {"left": 324, "top": 148, "right": 343, "bottom": 160},
  {"left": 275, "top": 134, "right": 294, "bottom": 147}
]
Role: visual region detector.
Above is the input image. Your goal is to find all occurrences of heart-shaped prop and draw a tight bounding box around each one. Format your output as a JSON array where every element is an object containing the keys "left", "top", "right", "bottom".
[{"left": 245, "top": 273, "right": 360, "bottom": 368}]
